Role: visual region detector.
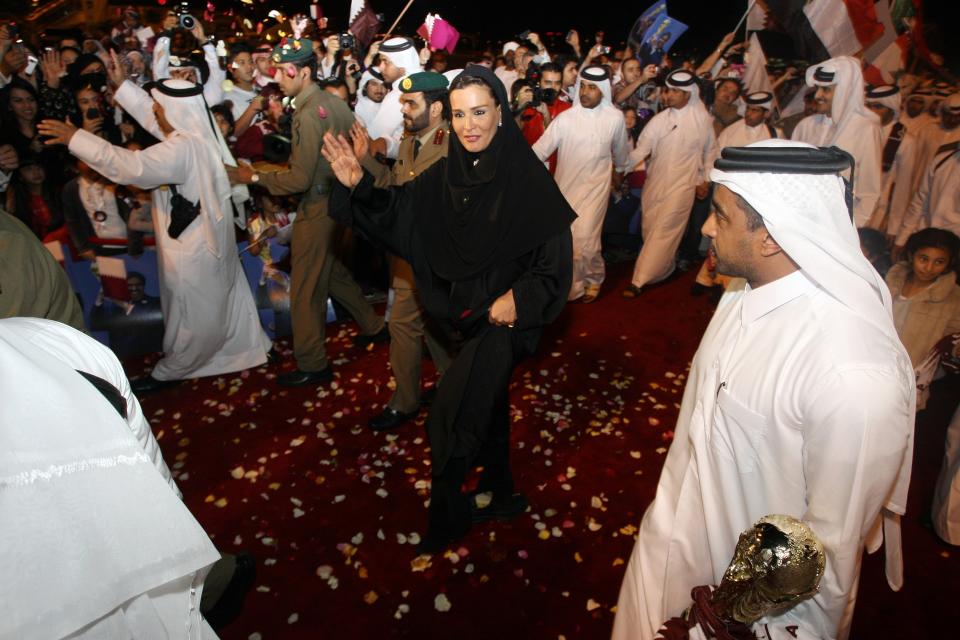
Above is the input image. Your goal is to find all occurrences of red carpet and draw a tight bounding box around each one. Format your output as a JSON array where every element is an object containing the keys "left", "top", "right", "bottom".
[{"left": 130, "top": 263, "right": 959, "bottom": 639}]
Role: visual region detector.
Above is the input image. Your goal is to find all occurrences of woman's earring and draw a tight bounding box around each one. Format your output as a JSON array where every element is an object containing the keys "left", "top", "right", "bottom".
[{"left": 497, "top": 120, "right": 502, "bottom": 127}]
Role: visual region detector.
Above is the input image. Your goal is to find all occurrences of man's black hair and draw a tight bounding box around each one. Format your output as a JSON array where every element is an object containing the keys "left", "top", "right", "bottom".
[{"left": 422, "top": 87, "right": 450, "bottom": 122}]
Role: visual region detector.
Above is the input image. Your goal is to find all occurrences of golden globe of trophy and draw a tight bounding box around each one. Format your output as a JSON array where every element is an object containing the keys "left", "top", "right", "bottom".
[{"left": 657, "top": 514, "right": 826, "bottom": 640}]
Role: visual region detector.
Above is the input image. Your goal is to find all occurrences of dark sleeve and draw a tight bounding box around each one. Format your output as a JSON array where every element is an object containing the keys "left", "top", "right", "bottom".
[
  {"left": 330, "top": 162, "right": 442, "bottom": 263},
  {"left": 512, "top": 227, "right": 573, "bottom": 331},
  {"left": 61, "top": 182, "right": 95, "bottom": 254}
]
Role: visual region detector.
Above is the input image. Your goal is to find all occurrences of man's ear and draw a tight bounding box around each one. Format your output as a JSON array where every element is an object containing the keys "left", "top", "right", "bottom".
[
  {"left": 429, "top": 100, "right": 443, "bottom": 119},
  {"left": 759, "top": 231, "right": 784, "bottom": 258}
]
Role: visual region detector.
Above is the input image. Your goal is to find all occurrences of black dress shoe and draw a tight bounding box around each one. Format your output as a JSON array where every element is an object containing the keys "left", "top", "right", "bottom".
[
  {"left": 368, "top": 406, "right": 418, "bottom": 432},
  {"left": 277, "top": 367, "right": 333, "bottom": 387},
  {"left": 203, "top": 553, "right": 256, "bottom": 630},
  {"left": 353, "top": 326, "right": 390, "bottom": 349},
  {"left": 471, "top": 493, "right": 529, "bottom": 523},
  {"left": 265, "top": 347, "right": 279, "bottom": 364},
  {"left": 130, "top": 375, "right": 179, "bottom": 395}
]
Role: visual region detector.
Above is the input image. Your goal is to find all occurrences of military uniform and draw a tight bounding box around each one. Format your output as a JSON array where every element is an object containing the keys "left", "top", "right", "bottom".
[
  {"left": 362, "top": 118, "right": 454, "bottom": 412},
  {"left": 258, "top": 76, "right": 383, "bottom": 373}
]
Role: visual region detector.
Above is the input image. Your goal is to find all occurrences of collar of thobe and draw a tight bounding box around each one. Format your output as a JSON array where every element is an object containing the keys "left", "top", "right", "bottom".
[{"left": 740, "top": 269, "right": 816, "bottom": 324}]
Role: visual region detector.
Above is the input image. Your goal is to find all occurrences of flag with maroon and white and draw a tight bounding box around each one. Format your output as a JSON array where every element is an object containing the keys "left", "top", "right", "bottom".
[
  {"left": 416, "top": 14, "right": 461, "bottom": 54},
  {"left": 348, "top": 0, "right": 381, "bottom": 48},
  {"left": 96, "top": 256, "right": 131, "bottom": 306}
]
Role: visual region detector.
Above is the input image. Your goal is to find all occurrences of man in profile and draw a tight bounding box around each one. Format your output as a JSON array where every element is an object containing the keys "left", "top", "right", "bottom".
[{"left": 614, "top": 141, "right": 914, "bottom": 640}]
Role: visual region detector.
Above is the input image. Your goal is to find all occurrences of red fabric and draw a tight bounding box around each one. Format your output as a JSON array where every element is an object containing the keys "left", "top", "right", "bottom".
[
  {"left": 234, "top": 123, "right": 274, "bottom": 163},
  {"left": 29, "top": 194, "right": 54, "bottom": 238},
  {"left": 521, "top": 100, "right": 571, "bottom": 175},
  {"left": 841, "top": 0, "right": 885, "bottom": 48},
  {"left": 121, "top": 265, "right": 960, "bottom": 638}
]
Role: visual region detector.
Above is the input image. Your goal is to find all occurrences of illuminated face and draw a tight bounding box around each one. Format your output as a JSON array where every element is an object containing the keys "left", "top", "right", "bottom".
[
  {"left": 579, "top": 80, "right": 603, "bottom": 109},
  {"left": 400, "top": 92, "right": 431, "bottom": 134},
  {"left": 76, "top": 87, "right": 100, "bottom": 115},
  {"left": 702, "top": 185, "right": 763, "bottom": 281},
  {"left": 814, "top": 84, "right": 835, "bottom": 115},
  {"left": 621, "top": 59, "right": 641, "bottom": 84},
  {"left": 663, "top": 86, "right": 690, "bottom": 109},
  {"left": 539, "top": 70, "right": 562, "bottom": 93},
  {"left": 255, "top": 55, "right": 271, "bottom": 76},
  {"left": 8, "top": 87, "right": 37, "bottom": 123},
  {"left": 562, "top": 61, "right": 578, "bottom": 89},
  {"left": 744, "top": 105, "right": 767, "bottom": 127},
  {"left": 379, "top": 56, "right": 404, "bottom": 84},
  {"left": 715, "top": 80, "right": 740, "bottom": 106},
  {"left": 213, "top": 111, "right": 231, "bottom": 137},
  {"left": 273, "top": 63, "right": 304, "bottom": 97},
  {"left": 231, "top": 52, "right": 255, "bottom": 84},
  {"left": 623, "top": 109, "right": 637, "bottom": 129},
  {"left": 364, "top": 78, "right": 387, "bottom": 103},
  {"left": 911, "top": 246, "right": 950, "bottom": 284},
  {"left": 450, "top": 84, "right": 500, "bottom": 153}
]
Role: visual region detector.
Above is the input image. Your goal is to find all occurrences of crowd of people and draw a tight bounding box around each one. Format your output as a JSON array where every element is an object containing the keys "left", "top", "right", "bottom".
[{"left": 2, "top": 4, "right": 959, "bottom": 639}]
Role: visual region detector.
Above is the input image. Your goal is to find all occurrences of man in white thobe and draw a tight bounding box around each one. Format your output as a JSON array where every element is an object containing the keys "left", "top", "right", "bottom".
[
  {"left": 893, "top": 141, "right": 960, "bottom": 249},
  {"left": 912, "top": 92, "right": 960, "bottom": 180},
  {"left": 39, "top": 76, "right": 272, "bottom": 392},
  {"left": 532, "top": 65, "right": 631, "bottom": 302},
  {"left": 863, "top": 84, "right": 921, "bottom": 238},
  {"left": 0, "top": 317, "right": 220, "bottom": 639},
  {"left": 802, "top": 57, "right": 883, "bottom": 227},
  {"left": 354, "top": 67, "right": 387, "bottom": 128},
  {"left": 367, "top": 37, "right": 423, "bottom": 159},
  {"left": 625, "top": 69, "right": 716, "bottom": 296},
  {"left": 613, "top": 141, "right": 914, "bottom": 640}
]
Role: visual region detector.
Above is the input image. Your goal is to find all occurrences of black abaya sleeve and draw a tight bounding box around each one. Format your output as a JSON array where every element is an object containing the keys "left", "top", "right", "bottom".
[
  {"left": 330, "top": 162, "right": 444, "bottom": 265},
  {"left": 511, "top": 228, "right": 573, "bottom": 332}
]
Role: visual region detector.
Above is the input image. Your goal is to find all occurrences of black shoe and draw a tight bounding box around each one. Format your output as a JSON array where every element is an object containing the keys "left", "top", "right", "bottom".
[
  {"left": 203, "top": 553, "right": 256, "bottom": 630},
  {"left": 130, "top": 375, "right": 179, "bottom": 395},
  {"left": 470, "top": 493, "right": 529, "bottom": 523},
  {"left": 277, "top": 366, "right": 333, "bottom": 387},
  {"left": 368, "top": 406, "right": 417, "bottom": 432},
  {"left": 266, "top": 347, "right": 279, "bottom": 365},
  {"left": 354, "top": 326, "right": 390, "bottom": 349}
]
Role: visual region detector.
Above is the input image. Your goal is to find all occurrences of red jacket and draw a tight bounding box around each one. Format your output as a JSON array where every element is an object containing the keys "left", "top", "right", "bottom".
[{"left": 520, "top": 99, "right": 572, "bottom": 175}]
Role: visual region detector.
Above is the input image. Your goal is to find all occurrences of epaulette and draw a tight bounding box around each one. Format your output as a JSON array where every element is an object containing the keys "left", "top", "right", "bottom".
[{"left": 433, "top": 128, "right": 446, "bottom": 146}]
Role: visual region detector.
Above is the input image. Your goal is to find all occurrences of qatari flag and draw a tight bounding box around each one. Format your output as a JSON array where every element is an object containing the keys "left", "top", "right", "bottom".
[
  {"left": 762, "top": 0, "right": 888, "bottom": 62},
  {"left": 348, "top": 1, "right": 382, "bottom": 48},
  {"left": 417, "top": 14, "right": 461, "bottom": 54},
  {"left": 96, "top": 256, "right": 130, "bottom": 303}
]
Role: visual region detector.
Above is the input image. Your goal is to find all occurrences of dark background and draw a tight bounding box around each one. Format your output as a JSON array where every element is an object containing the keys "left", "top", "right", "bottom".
[{"left": 3, "top": 1, "right": 957, "bottom": 71}]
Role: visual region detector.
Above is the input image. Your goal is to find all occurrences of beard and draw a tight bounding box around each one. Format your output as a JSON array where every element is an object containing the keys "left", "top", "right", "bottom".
[{"left": 403, "top": 108, "right": 432, "bottom": 134}]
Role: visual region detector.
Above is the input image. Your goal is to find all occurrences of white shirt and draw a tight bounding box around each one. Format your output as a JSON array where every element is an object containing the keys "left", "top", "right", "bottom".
[
  {"left": 222, "top": 85, "right": 257, "bottom": 121},
  {"left": 613, "top": 271, "right": 914, "bottom": 640},
  {"left": 895, "top": 147, "right": 960, "bottom": 244},
  {"left": 791, "top": 113, "right": 834, "bottom": 146},
  {"left": 78, "top": 177, "right": 128, "bottom": 239}
]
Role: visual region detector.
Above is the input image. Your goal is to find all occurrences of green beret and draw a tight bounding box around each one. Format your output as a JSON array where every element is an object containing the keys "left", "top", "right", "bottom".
[
  {"left": 271, "top": 37, "right": 314, "bottom": 65},
  {"left": 400, "top": 71, "right": 449, "bottom": 93}
]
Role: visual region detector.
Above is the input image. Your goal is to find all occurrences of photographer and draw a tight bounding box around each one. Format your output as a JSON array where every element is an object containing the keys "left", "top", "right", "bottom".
[
  {"left": 514, "top": 62, "right": 571, "bottom": 175},
  {"left": 152, "top": 8, "right": 225, "bottom": 107},
  {"left": 613, "top": 58, "right": 658, "bottom": 112}
]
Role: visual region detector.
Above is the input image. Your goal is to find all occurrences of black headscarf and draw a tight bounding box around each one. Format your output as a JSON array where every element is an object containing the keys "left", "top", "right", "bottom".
[{"left": 420, "top": 64, "right": 576, "bottom": 281}]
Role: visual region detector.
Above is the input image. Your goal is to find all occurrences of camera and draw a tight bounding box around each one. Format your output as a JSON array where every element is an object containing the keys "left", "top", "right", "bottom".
[
  {"left": 177, "top": 3, "right": 196, "bottom": 30},
  {"left": 338, "top": 32, "right": 355, "bottom": 51},
  {"left": 598, "top": 45, "right": 611, "bottom": 55},
  {"left": 86, "top": 107, "right": 101, "bottom": 120}
]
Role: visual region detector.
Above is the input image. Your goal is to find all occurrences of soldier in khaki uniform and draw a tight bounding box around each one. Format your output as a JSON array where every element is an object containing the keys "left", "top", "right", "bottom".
[
  {"left": 356, "top": 72, "right": 455, "bottom": 431},
  {"left": 230, "top": 36, "right": 384, "bottom": 386}
]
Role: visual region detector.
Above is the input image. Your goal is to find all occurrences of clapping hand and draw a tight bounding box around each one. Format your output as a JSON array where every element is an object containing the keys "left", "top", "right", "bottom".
[
  {"left": 349, "top": 121, "right": 370, "bottom": 159},
  {"left": 321, "top": 131, "right": 362, "bottom": 188}
]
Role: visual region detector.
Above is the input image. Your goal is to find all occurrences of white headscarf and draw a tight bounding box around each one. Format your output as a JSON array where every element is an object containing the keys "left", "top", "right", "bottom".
[
  {"left": 805, "top": 56, "right": 880, "bottom": 144},
  {"left": 710, "top": 139, "right": 898, "bottom": 342},
  {"left": 150, "top": 78, "right": 249, "bottom": 224},
  {"left": 380, "top": 37, "right": 422, "bottom": 78},
  {"left": 0, "top": 317, "right": 218, "bottom": 640},
  {"left": 355, "top": 68, "right": 385, "bottom": 127},
  {"left": 665, "top": 69, "right": 713, "bottom": 133},
  {"left": 573, "top": 65, "right": 614, "bottom": 111},
  {"left": 865, "top": 84, "right": 901, "bottom": 121}
]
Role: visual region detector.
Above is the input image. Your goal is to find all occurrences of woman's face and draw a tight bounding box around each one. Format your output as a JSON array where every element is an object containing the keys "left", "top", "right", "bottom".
[
  {"left": 76, "top": 88, "right": 100, "bottom": 114},
  {"left": 213, "top": 112, "right": 232, "bottom": 137},
  {"left": 19, "top": 163, "right": 44, "bottom": 186},
  {"left": 9, "top": 88, "right": 37, "bottom": 124},
  {"left": 450, "top": 84, "right": 500, "bottom": 153},
  {"left": 911, "top": 246, "right": 951, "bottom": 284},
  {"left": 623, "top": 109, "right": 637, "bottom": 129}
]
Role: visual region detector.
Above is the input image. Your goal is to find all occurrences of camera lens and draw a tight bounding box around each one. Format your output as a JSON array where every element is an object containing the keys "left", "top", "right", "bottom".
[{"left": 180, "top": 14, "right": 195, "bottom": 30}]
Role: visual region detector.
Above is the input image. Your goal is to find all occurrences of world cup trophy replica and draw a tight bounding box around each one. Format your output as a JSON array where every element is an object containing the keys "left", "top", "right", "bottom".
[{"left": 657, "top": 514, "right": 826, "bottom": 640}]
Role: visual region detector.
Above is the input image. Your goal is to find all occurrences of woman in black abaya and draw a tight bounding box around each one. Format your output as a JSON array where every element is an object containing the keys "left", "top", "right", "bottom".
[{"left": 324, "top": 65, "right": 574, "bottom": 554}]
